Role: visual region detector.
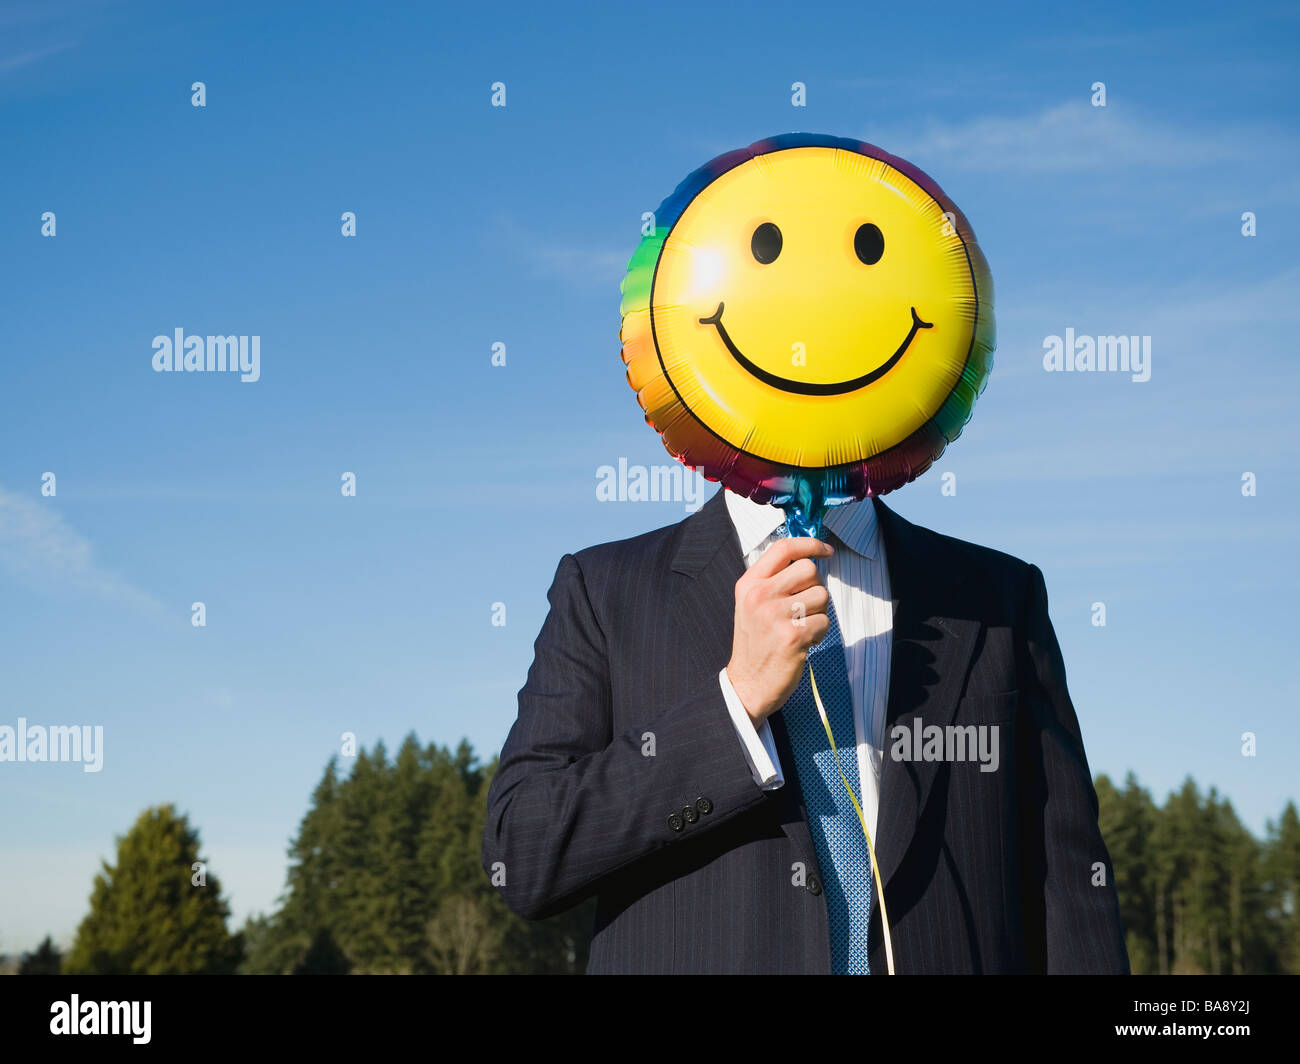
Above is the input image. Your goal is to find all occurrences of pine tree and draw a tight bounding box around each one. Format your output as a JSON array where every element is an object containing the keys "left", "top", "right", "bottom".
[
  {"left": 19, "top": 935, "right": 63, "bottom": 975},
  {"left": 1219, "top": 798, "right": 1271, "bottom": 974},
  {"left": 1264, "top": 801, "right": 1300, "bottom": 973},
  {"left": 63, "top": 805, "right": 242, "bottom": 974},
  {"left": 250, "top": 736, "right": 592, "bottom": 974},
  {"left": 332, "top": 745, "right": 392, "bottom": 971},
  {"left": 1097, "top": 772, "right": 1158, "bottom": 973},
  {"left": 1151, "top": 779, "right": 1203, "bottom": 973},
  {"left": 241, "top": 759, "right": 349, "bottom": 975}
]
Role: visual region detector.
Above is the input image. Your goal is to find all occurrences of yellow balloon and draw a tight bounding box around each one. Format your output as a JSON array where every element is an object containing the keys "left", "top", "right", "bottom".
[{"left": 620, "top": 133, "right": 994, "bottom": 515}]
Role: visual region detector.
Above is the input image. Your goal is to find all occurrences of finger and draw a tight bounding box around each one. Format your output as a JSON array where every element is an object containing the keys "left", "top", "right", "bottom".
[
  {"left": 771, "top": 585, "right": 829, "bottom": 629},
  {"left": 748, "top": 535, "right": 833, "bottom": 580},
  {"left": 791, "top": 612, "right": 831, "bottom": 648},
  {"left": 786, "top": 584, "right": 830, "bottom": 621},
  {"left": 770, "top": 557, "right": 824, "bottom": 596}
]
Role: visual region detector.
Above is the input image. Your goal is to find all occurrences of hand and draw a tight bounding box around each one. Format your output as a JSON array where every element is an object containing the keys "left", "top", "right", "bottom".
[{"left": 726, "top": 537, "right": 834, "bottom": 724}]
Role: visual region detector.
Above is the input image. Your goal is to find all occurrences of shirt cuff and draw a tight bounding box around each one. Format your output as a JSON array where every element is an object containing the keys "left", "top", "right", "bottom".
[{"left": 718, "top": 668, "right": 785, "bottom": 790}]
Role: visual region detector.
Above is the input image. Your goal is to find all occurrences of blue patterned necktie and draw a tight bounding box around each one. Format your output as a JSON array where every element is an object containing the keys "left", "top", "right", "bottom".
[{"left": 772, "top": 522, "right": 872, "bottom": 974}]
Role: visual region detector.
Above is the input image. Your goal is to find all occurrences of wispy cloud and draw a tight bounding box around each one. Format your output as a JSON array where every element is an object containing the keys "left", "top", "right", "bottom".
[
  {"left": 491, "top": 213, "right": 627, "bottom": 289},
  {"left": 873, "top": 100, "right": 1297, "bottom": 174},
  {"left": 0, "top": 0, "right": 129, "bottom": 77},
  {"left": 0, "top": 485, "right": 161, "bottom": 610},
  {"left": 528, "top": 242, "right": 627, "bottom": 288},
  {"left": 0, "top": 40, "right": 75, "bottom": 73}
]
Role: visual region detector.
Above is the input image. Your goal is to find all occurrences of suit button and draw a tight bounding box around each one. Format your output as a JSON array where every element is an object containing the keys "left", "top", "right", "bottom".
[
  {"left": 696, "top": 796, "right": 713, "bottom": 815},
  {"left": 806, "top": 873, "right": 823, "bottom": 896},
  {"left": 682, "top": 804, "right": 699, "bottom": 824},
  {"left": 667, "top": 813, "right": 684, "bottom": 833}
]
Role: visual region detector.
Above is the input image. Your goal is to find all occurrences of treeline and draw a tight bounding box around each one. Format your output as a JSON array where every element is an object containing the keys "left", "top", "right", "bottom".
[
  {"left": 25, "top": 739, "right": 1300, "bottom": 975},
  {"left": 1097, "top": 772, "right": 1299, "bottom": 974},
  {"left": 238, "top": 736, "right": 591, "bottom": 974},
  {"left": 44, "top": 736, "right": 589, "bottom": 975}
]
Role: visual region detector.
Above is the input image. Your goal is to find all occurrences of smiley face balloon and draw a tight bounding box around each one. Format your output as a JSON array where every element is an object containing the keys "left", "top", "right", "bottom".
[{"left": 619, "top": 133, "right": 995, "bottom": 536}]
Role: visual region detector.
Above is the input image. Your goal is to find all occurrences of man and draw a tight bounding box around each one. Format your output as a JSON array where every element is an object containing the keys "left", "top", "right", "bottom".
[{"left": 481, "top": 486, "right": 1129, "bottom": 974}]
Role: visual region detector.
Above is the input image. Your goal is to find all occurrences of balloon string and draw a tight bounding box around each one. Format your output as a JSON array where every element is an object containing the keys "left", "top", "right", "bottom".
[{"left": 807, "top": 661, "right": 896, "bottom": 976}]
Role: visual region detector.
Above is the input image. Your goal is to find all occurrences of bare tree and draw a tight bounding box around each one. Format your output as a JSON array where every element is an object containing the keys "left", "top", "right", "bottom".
[{"left": 426, "top": 895, "right": 501, "bottom": 975}]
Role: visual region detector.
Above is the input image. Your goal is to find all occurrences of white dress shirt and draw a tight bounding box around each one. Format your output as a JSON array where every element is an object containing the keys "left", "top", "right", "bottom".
[{"left": 718, "top": 490, "right": 893, "bottom": 841}]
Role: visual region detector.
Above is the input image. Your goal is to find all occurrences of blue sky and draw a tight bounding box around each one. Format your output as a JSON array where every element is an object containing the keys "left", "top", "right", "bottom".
[{"left": 1, "top": 0, "right": 1297, "bottom": 953}]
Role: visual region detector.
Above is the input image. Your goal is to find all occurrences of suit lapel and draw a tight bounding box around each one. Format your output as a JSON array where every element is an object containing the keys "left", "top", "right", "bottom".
[
  {"left": 872, "top": 497, "right": 980, "bottom": 894},
  {"left": 670, "top": 488, "right": 743, "bottom": 681}
]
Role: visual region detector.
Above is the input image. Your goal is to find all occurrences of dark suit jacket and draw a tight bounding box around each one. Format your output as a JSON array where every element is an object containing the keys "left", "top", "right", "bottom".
[{"left": 482, "top": 489, "right": 1129, "bottom": 974}]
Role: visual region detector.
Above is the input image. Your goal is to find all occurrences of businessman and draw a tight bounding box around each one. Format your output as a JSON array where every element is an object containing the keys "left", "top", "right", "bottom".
[{"left": 482, "top": 486, "right": 1129, "bottom": 974}]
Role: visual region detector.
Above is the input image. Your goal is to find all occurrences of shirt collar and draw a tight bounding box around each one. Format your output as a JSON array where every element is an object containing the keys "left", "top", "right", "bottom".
[{"left": 722, "top": 489, "right": 880, "bottom": 560}]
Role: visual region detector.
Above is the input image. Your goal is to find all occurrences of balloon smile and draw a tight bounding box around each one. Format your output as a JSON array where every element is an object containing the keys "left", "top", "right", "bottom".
[{"left": 698, "top": 301, "right": 933, "bottom": 396}]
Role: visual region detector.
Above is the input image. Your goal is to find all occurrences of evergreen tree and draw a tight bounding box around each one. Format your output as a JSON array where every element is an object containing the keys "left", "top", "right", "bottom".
[
  {"left": 292, "top": 928, "right": 352, "bottom": 975},
  {"left": 64, "top": 805, "right": 242, "bottom": 974},
  {"left": 19, "top": 935, "right": 63, "bottom": 975},
  {"left": 251, "top": 737, "right": 591, "bottom": 973},
  {"left": 377, "top": 735, "right": 437, "bottom": 968},
  {"left": 1151, "top": 779, "right": 1202, "bottom": 973},
  {"left": 1220, "top": 798, "right": 1272, "bottom": 974},
  {"left": 1098, "top": 773, "right": 1293, "bottom": 976},
  {"left": 1264, "top": 801, "right": 1300, "bottom": 973},
  {"left": 1191, "top": 787, "right": 1233, "bottom": 974},
  {"left": 1097, "top": 772, "right": 1158, "bottom": 973},
  {"left": 270, "top": 758, "right": 346, "bottom": 970}
]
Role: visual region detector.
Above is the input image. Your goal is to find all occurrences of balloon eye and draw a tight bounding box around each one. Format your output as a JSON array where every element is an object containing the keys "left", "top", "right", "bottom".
[
  {"left": 854, "top": 223, "right": 884, "bottom": 265},
  {"left": 751, "top": 222, "right": 782, "bottom": 264}
]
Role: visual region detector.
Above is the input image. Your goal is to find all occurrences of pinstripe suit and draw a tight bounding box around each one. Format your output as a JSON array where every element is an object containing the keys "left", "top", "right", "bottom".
[{"left": 482, "top": 489, "right": 1130, "bottom": 974}]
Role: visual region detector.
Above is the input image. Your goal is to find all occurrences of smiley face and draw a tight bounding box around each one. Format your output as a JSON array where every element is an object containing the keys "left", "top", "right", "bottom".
[{"left": 620, "top": 133, "right": 994, "bottom": 502}]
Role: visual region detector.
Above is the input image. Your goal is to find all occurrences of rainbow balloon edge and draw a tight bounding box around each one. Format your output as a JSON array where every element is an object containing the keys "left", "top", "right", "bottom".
[{"left": 619, "top": 131, "right": 996, "bottom": 508}]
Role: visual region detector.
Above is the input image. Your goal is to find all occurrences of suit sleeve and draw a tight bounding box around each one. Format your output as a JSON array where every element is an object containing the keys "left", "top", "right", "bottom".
[
  {"left": 1016, "top": 563, "right": 1130, "bottom": 974},
  {"left": 482, "top": 552, "right": 771, "bottom": 920}
]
